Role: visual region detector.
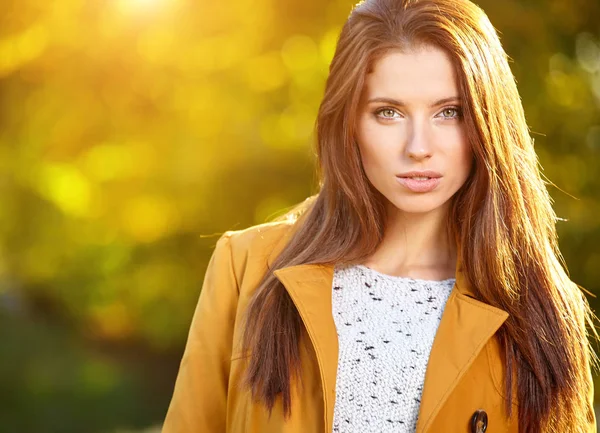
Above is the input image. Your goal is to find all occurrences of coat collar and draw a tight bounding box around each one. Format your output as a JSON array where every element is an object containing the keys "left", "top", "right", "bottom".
[{"left": 268, "top": 226, "right": 509, "bottom": 433}]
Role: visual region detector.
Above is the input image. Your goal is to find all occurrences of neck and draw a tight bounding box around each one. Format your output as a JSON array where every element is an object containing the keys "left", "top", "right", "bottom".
[{"left": 363, "top": 202, "right": 456, "bottom": 280}]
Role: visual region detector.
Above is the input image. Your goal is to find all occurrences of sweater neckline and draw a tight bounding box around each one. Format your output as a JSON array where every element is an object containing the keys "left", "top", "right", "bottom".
[{"left": 352, "top": 264, "right": 456, "bottom": 285}]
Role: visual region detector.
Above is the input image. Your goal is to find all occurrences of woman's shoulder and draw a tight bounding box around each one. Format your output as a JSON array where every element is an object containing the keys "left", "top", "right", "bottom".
[
  {"left": 221, "top": 196, "right": 316, "bottom": 261},
  {"left": 223, "top": 220, "right": 295, "bottom": 257},
  {"left": 215, "top": 220, "right": 296, "bottom": 282}
]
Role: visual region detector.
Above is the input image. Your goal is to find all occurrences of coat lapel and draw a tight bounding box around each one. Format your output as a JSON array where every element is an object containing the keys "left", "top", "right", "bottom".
[
  {"left": 414, "top": 264, "right": 509, "bottom": 433},
  {"left": 269, "top": 235, "right": 509, "bottom": 433},
  {"left": 272, "top": 263, "right": 339, "bottom": 432}
]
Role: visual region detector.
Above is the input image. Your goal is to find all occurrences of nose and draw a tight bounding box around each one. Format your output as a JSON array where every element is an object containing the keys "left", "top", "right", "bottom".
[{"left": 405, "top": 118, "right": 433, "bottom": 161}]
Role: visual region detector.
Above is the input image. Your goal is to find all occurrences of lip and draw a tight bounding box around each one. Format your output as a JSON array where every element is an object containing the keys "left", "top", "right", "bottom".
[
  {"left": 396, "top": 171, "right": 442, "bottom": 193},
  {"left": 396, "top": 170, "right": 442, "bottom": 178}
]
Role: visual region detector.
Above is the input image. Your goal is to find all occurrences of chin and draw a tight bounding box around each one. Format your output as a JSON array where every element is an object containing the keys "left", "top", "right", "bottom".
[{"left": 386, "top": 195, "right": 449, "bottom": 215}]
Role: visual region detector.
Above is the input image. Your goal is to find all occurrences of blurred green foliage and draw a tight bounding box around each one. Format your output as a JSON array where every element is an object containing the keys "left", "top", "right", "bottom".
[{"left": 0, "top": 0, "right": 599, "bottom": 431}]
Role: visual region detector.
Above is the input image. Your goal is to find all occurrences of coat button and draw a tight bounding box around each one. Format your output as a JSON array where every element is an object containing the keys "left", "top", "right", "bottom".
[{"left": 470, "top": 409, "right": 488, "bottom": 433}]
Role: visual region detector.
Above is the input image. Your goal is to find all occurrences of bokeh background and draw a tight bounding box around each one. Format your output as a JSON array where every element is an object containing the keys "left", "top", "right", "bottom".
[{"left": 1, "top": 0, "right": 599, "bottom": 431}]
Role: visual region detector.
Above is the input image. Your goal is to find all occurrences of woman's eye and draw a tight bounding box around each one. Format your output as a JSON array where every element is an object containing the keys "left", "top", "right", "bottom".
[
  {"left": 375, "top": 108, "right": 399, "bottom": 119},
  {"left": 374, "top": 107, "right": 462, "bottom": 120},
  {"left": 439, "top": 107, "right": 462, "bottom": 119}
]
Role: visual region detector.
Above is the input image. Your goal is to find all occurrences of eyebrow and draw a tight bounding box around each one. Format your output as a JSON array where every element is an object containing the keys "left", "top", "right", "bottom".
[{"left": 367, "top": 96, "right": 462, "bottom": 107}]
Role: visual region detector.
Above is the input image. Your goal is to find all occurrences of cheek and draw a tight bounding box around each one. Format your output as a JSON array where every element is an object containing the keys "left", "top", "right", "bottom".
[
  {"left": 356, "top": 121, "right": 378, "bottom": 169},
  {"left": 357, "top": 139, "right": 391, "bottom": 181},
  {"left": 356, "top": 119, "right": 397, "bottom": 169},
  {"left": 457, "top": 141, "right": 474, "bottom": 177},
  {"left": 448, "top": 150, "right": 474, "bottom": 196},
  {"left": 444, "top": 129, "right": 472, "bottom": 178}
]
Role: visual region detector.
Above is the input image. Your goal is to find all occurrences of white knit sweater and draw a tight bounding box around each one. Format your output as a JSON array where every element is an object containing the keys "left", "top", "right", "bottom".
[{"left": 331, "top": 263, "right": 455, "bottom": 433}]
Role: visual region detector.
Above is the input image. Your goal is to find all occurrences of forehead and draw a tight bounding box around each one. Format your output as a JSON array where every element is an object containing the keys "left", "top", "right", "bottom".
[{"left": 363, "top": 46, "right": 459, "bottom": 102}]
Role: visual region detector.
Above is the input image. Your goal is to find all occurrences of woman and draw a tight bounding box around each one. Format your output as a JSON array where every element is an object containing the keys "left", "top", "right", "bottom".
[{"left": 162, "top": 0, "right": 598, "bottom": 432}]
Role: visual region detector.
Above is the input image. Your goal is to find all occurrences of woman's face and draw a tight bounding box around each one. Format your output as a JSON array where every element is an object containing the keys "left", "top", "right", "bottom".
[{"left": 356, "top": 45, "right": 473, "bottom": 216}]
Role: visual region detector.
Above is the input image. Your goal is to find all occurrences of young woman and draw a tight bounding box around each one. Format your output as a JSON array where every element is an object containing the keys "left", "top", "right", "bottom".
[{"left": 162, "top": 0, "right": 598, "bottom": 432}]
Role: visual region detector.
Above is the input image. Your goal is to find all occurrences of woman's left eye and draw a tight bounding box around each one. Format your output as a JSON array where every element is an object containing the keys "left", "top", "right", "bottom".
[{"left": 438, "top": 107, "right": 462, "bottom": 119}]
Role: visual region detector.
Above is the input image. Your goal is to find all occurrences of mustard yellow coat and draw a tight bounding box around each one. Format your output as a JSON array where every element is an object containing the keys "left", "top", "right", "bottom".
[{"left": 162, "top": 221, "right": 596, "bottom": 433}]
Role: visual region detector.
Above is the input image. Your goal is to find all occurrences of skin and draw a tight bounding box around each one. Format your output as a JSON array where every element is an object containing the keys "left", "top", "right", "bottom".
[{"left": 356, "top": 44, "right": 473, "bottom": 281}]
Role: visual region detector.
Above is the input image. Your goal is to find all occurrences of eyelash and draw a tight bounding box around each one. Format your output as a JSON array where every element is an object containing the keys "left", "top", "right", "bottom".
[{"left": 374, "top": 106, "right": 463, "bottom": 121}]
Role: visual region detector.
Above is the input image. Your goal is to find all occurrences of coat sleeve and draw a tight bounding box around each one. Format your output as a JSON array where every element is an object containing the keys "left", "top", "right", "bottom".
[{"left": 162, "top": 232, "right": 239, "bottom": 433}]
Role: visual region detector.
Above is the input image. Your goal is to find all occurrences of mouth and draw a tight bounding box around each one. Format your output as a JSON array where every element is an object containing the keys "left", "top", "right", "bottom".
[
  {"left": 401, "top": 176, "right": 433, "bottom": 180},
  {"left": 396, "top": 170, "right": 443, "bottom": 180},
  {"left": 396, "top": 175, "right": 441, "bottom": 193}
]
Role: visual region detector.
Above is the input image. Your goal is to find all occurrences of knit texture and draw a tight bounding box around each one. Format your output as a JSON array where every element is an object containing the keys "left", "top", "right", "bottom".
[{"left": 331, "top": 263, "right": 455, "bottom": 433}]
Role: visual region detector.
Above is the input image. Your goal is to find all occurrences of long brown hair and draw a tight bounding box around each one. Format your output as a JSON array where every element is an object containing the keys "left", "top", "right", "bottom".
[{"left": 240, "top": 0, "right": 599, "bottom": 431}]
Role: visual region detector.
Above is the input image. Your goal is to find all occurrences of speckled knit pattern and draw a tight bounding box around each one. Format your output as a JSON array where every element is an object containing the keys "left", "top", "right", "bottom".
[{"left": 331, "top": 263, "right": 456, "bottom": 433}]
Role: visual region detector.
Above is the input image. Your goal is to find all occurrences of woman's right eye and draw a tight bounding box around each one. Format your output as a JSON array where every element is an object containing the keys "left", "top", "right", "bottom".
[{"left": 374, "top": 108, "right": 400, "bottom": 119}]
